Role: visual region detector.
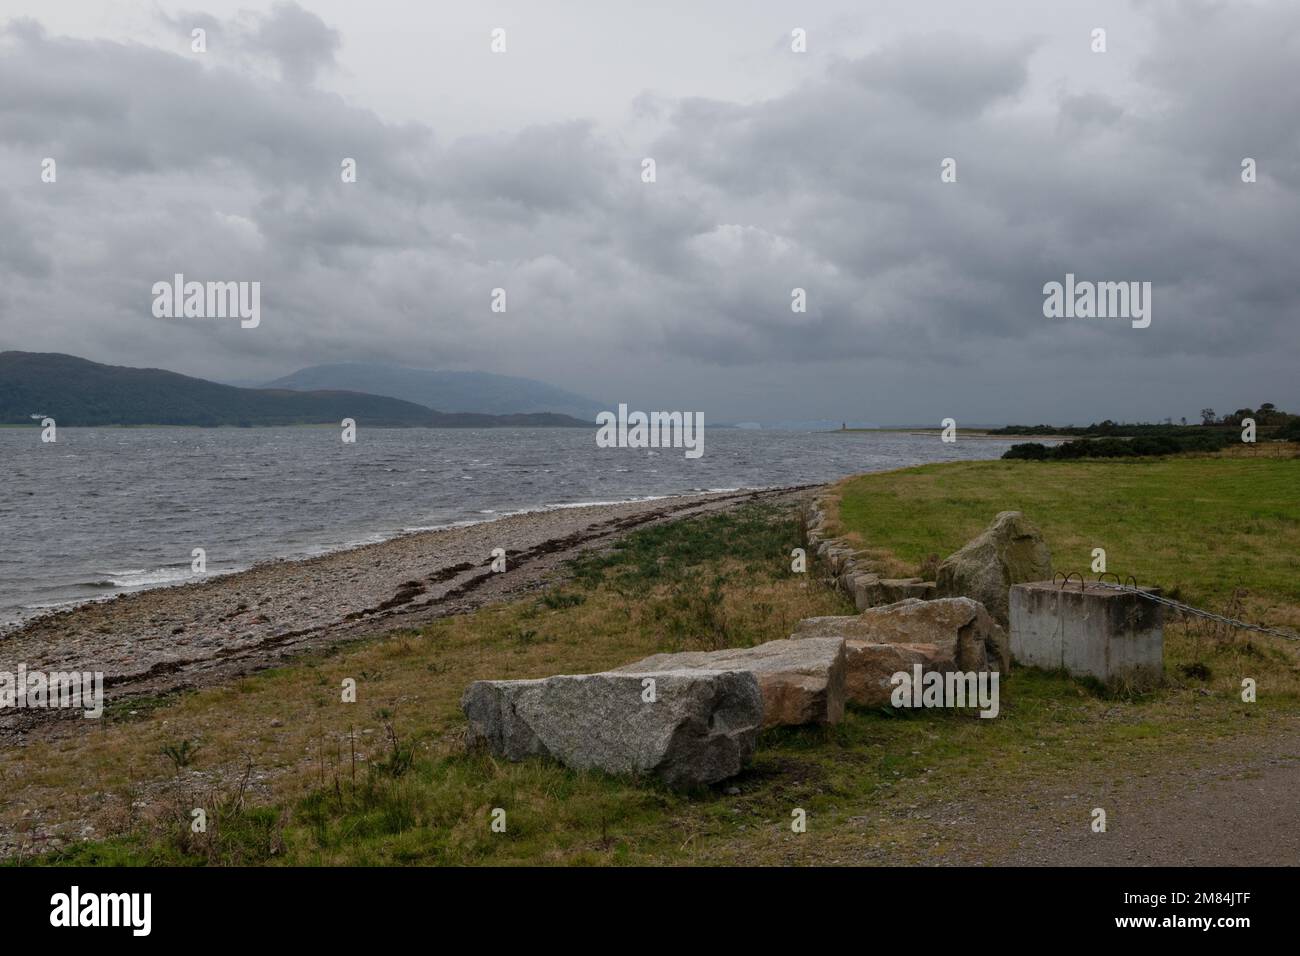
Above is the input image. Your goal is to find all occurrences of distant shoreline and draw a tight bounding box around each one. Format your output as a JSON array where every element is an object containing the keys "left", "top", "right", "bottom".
[{"left": 834, "top": 428, "right": 1063, "bottom": 441}]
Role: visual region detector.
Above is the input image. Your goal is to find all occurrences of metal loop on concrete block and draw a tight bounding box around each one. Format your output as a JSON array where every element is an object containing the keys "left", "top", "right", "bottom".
[{"left": 1057, "top": 571, "right": 1085, "bottom": 591}]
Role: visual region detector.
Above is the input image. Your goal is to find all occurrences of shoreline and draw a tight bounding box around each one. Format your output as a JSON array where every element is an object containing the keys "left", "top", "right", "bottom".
[
  {"left": 0, "top": 484, "right": 815, "bottom": 742},
  {"left": 0, "top": 486, "right": 758, "bottom": 633},
  {"left": 835, "top": 429, "right": 1062, "bottom": 441}
]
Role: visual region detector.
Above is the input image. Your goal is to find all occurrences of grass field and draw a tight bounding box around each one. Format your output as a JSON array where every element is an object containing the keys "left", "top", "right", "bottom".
[
  {"left": 830, "top": 457, "right": 1300, "bottom": 620},
  {"left": 8, "top": 459, "right": 1300, "bottom": 866}
]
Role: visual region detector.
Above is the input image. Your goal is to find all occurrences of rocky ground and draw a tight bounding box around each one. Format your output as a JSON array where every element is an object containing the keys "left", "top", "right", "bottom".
[{"left": 0, "top": 486, "right": 812, "bottom": 746}]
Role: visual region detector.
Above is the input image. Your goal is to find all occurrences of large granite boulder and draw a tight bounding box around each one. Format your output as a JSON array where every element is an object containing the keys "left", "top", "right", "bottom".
[
  {"left": 796, "top": 597, "right": 1010, "bottom": 670},
  {"left": 613, "top": 637, "right": 846, "bottom": 729},
  {"left": 461, "top": 670, "right": 761, "bottom": 788},
  {"left": 838, "top": 641, "right": 952, "bottom": 707},
  {"left": 935, "top": 512, "right": 1052, "bottom": 625},
  {"left": 792, "top": 598, "right": 1010, "bottom": 706}
]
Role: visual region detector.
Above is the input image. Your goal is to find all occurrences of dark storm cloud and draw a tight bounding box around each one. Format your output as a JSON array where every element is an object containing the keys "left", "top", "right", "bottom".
[
  {"left": 0, "top": 22, "right": 429, "bottom": 185},
  {"left": 0, "top": 1, "right": 1296, "bottom": 420},
  {"left": 640, "top": 4, "right": 1300, "bottom": 367}
]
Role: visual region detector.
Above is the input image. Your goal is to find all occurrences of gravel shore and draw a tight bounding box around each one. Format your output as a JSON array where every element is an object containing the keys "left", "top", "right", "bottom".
[{"left": 0, "top": 486, "right": 812, "bottom": 742}]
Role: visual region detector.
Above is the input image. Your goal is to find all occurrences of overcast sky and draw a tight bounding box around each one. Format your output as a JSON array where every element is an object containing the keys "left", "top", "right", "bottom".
[{"left": 1, "top": 0, "right": 1297, "bottom": 424}]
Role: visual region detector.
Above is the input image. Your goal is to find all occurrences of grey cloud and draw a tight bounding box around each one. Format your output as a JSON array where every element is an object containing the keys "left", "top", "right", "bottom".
[
  {"left": 161, "top": 3, "right": 340, "bottom": 87},
  {"left": 1058, "top": 92, "right": 1124, "bottom": 128},
  {"left": 1136, "top": 0, "right": 1300, "bottom": 185},
  {"left": 0, "top": 1, "right": 1296, "bottom": 421},
  {"left": 843, "top": 31, "right": 1033, "bottom": 117},
  {"left": 248, "top": 1, "right": 342, "bottom": 87},
  {"left": 441, "top": 121, "right": 615, "bottom": 218},
  {"left": 0, "top": 21, "right": 430, "bottom": 188}
]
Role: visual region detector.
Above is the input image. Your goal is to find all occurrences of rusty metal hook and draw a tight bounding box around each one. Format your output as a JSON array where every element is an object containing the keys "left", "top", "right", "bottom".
[{"left": 1059, "top": 571, "right": 1085, "bottom": 591}]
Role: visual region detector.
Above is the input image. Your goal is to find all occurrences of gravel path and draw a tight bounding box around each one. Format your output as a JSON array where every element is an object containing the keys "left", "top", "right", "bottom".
[
  {"left": 0, "top": 485, "right": 812, "bottom": 744},
  {"left": 839, "top": 717, "right": 1300, "bottom": 867},
  {"left": 974, "top": 721, "right": 1300, "bottom": 866}
]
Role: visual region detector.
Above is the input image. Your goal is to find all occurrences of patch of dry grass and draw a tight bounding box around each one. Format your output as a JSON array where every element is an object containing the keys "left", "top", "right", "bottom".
[{"left": 2, "top": 502, "right": 850, "bottom": 862}]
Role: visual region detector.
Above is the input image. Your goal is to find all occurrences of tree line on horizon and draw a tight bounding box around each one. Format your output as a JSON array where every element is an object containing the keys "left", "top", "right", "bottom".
[
  {"left": 990, "top": 402, "right": 1299, "bottom": 438},
  {"left": 997, "top": 403, "right": 1299, "bottom": 460}
]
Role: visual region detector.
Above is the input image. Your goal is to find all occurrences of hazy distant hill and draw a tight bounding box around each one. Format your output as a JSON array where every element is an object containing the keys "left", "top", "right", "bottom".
[
  {"left": 264, "top": 362, "right": 603, "bottom": 420},
  {"left": 0, "top": 352, "right": 588, "bottom": 427}
]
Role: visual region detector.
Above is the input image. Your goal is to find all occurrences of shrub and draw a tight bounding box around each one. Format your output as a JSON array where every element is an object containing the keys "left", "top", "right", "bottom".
[
  {"left": 1003, "top": 431, "right": 1231, "bottom": 460},
  {"left": 1003, "top": 442, "right": 1050, "bottom": 460},
  {"left": 1276, "top": 417, "right": 1300, "bottom": 441}
]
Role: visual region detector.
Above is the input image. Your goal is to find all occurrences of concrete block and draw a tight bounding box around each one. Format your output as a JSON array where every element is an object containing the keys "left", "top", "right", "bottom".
[{"left": 1009, "top": 581, "right": 1163, "bottom": 686}]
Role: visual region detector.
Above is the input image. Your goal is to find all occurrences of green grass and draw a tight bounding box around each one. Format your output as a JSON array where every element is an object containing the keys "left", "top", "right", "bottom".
[
  {"left": 568, "top": 504, "right": 802, "bottom": 591},
  {"left": 9, "top": 483, "right": 1300, "bottom": 867},
  {"left": 832, "top": 457, "right": 1300, "bottom": 610},
  {"left": 27, "top": 639, "right": 1293, "bottom": 867}
]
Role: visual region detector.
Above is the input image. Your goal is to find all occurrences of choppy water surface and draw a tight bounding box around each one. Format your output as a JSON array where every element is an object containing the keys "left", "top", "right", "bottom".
[{"left": 0, "top": 427, "right": 1018, "bottom": 624}]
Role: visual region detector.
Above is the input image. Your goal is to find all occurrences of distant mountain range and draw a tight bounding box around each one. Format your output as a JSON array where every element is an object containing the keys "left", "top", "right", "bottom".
[
  {"left": 263, "top": 362, "right": 605, "bottom": 421},
  {"left": 0, "top": 352, "right": 589, "bottom": 428}
]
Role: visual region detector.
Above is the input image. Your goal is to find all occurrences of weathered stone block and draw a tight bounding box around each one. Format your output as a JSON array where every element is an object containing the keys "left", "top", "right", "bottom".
[
  {"left": 826, "top": 547, "right": 855, "bottom": 573},
  {"left": 936, "top": 511, "right": 1052, "bottom": 625},
  {"left": 796, "top": 597, "right": 1009, "bottom": 669},
  {"left": 792, "top": 598, "right": 1010, "bottom": 705},
  {"left": 614, "top": 637, "right": 846, "bottom": 729},
  {"left": 853, "top": 576, "right": 937, "bottom": 608},
  {"left": 839, "top": 640, "right": 951, "bottom": 707},
  {"left": 852, "top": 573, "right": 882, "bottom": 611},
  {"left": 462, "top": 670, "right": 762, "bottom": 787}
]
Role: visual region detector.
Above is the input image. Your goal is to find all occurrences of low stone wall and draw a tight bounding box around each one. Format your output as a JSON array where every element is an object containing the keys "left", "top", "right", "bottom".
[
  {"left": 804, "top": 496, "right": 936, "bottom": 611},
  {"left": 806, "top": 488, "right": 1160, "bottom": 688}
]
